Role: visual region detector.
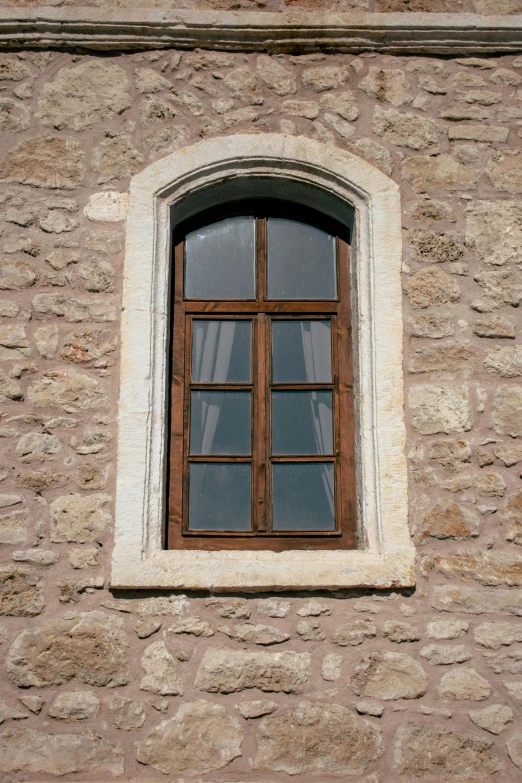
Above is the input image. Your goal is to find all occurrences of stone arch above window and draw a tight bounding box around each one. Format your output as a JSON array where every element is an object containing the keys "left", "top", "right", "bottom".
[{"left": 111, "top": 134, "right": 414, "bottom": 591}]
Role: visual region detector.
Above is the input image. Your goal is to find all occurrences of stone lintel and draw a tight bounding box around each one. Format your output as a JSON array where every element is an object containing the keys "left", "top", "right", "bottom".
[{"left": 0, "top": 9, "right": 520, "bottom": 54}]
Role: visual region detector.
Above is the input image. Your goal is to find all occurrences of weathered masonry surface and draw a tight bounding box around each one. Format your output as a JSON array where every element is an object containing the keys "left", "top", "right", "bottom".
[{"left": 0, "top": 3, "right": 521, "bottom": 781}]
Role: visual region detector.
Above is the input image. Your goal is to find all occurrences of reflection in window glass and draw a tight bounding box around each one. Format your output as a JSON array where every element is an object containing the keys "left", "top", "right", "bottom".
[
  {"left": 272, "top": 391, "right": 333, "bottom": 455},
  {"left": 185, "top": 216, "right": 255, "bottom": 299},
  {"left": 272, "top": 320, "right": 331, "bottom": 383},
  {"left": 192, "top": 320, "right": 251, "bottom": 383},
  {"left": 272, "top": 463, "right": 335, "bottom": 530},
  {"left": 189, "top": 463, "right": 251, "bottom": 531},
  {"left": 190, "top": 391, "right": 251, "bottom": 455},
  {"left": 267, "top": 218, "right": 336, "bottom": 300}
]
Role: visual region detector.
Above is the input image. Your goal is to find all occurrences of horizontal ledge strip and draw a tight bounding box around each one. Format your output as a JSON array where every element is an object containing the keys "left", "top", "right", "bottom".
[{"left": 0, "top": 9, "right": 521, "bottom": 53}]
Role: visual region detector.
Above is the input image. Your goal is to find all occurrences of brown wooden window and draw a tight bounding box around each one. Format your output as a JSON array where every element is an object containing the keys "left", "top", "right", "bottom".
[{"left": 167, "top": 200, "right": 355, "bottom": 551}]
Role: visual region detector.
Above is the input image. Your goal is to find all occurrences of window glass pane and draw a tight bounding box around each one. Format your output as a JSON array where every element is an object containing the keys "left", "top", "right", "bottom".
[
  {"left": 190, "top": 391, "right": 251, "bottom": 455},
  {"left": 192, "top": 320, "right": 251, "bottom": 383},
  {"left": 184, "top": 216, "right": 255, "bottom": 299},
  {"left": 272, "top": 463, "right": 335, "bottom": 531},
  {"left": 189, "top": 463, "right": 251, "bottom": 531},
  {"left": 272, "top": 391, "right": 333, "bottom": 455},
  {"left": 267, "top": 218, "right": 336, "bottom": 300},
  {"left": 272, "top": 320, "right": 331, "bottom": 383}
]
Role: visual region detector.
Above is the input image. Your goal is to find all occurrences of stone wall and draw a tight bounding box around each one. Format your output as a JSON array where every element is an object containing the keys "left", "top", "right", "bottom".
[
  {"left": 0, "top": 0, "right": 520, "bottom": 14},
  {"left": 0, "top": 41, "right": 520, "bottom": 782}
]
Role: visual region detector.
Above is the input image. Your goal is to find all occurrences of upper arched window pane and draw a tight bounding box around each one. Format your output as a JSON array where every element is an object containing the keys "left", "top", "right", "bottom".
[{"left": 267, "top": 218, "right": 336, "bottom": 300}]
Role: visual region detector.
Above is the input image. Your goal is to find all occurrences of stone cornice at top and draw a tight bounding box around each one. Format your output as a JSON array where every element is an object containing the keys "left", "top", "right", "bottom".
[{"left": 0, "top": 8, "right": 521, "bottom": 54}]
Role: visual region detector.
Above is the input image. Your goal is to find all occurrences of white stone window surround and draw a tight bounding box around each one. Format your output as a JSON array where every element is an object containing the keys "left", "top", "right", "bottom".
[{"left": 111, "top": 134, "right": 415, "bottom": 591}]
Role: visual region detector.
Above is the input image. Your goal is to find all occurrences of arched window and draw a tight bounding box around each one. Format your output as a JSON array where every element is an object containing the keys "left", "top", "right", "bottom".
[
  {"left": 168, "top": 201, "right": 355, "bottom": 550},
  {"left": 111, "top": 135, "right": 414, "bottom": 591}
]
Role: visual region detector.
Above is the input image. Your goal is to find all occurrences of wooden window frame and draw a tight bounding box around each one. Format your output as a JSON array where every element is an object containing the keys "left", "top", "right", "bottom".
[{"left": 167, "top": 201, "right": 356, "bottom": 551}]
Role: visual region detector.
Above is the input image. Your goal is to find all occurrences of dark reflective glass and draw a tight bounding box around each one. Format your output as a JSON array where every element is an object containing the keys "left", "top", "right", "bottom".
[
  {"left": 267, "top": 218, "right": 336, "bottom": 300},
  {"left": 189, "top": 463, "right": 251, "bottom": 531},
  {"left": 190, "top": 391, "right": 251, "bottom": 455},
  {"left": 272, "top": 391, "right": 333, "bottom": 455},
  {"left": 272, "top": 320, "right": 331, "bottom": 383},
  {"left": 192, "top": 320, "right": 251, "bottom": 383},
  {"left": 185, "top": 216, "right": 255, "bottom": 299},
  {"left": 272, "top": 462, "right": 335, "bottom": 530}
]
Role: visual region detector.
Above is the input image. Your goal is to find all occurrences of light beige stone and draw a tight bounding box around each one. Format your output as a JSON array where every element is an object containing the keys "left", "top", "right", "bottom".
[
  {"left": 109, "top": 696, "right": 145, "bottom": 730},
  {"left": 137, "top": 595, "right": 190, "bottom": 616},
  {"left": 281, "top": 99, "right": 319, "bottom": 118},
  {"left": 79, "top": 258, "right": 114, "bottom": 292},
  {"left": 38, "top": 60, "right": 130, "bottom": 131},
  {"left": 449, "top": 124, "right": 508, "bottom": 143},
  {"left": 0, "top": 135, "right": 84, "bottom": 189},
  {"left": 407, "top": 312, "right": 454, "bottom": 339},
  {"left": 167, "top": 616, "right": 213, "bottom": 637},
  {"left": 332, "top": 619, "right": 377, "bottom": 646},
  {"left": 61, "top": 329, "right": 116, "bottom": 363},
  {"left": 84, "top": 191, "right": 129, "bottom": 222},
  {"left": 373, "top": 107, "right": 439, "bottom": 151},
  {"left": 485, "top": 345, "right": 522, "bottom": 378},
  {"left": 28, "top": 369, "right": 107, "bottom": 408},
  {"left": 296, "top": 619, "right": 325, "bottom": 641},
  {"left": 0, "top": 511, "right": 27, "bottom": 545},
  {"left": 475, "top": 622, "right": 522, "bottom": 650},
  {"left": 0, "top": 371, "right": 22, "bottom": 401},
  {"left": 467, "top": 201, "right": 522, "bottom": 267},
  {"left": 438, "top": 668, "right": 491, "bottom": 700},
  {"left": 352, "top": 137, "right": 393, "bottom": 175},
  {"left": 473, "top": 269, "right": 522, "bottom": 313},
  {"left": 224, "top": 67, "right": 262, "bottom": 104},
  {"left": 140, "top": 640, "right": 183, "bottom": 696},
  {"left": 432, "top": 550, "right": 522, "bottom": 587},
  {"left": 320, "top": 89, "right": 358, "bottom": 120},
  {"left": 253, "top": 702, "right": 383, "bottom": 776},
  {"left": 50, "top": 494, "right": 111, "bottom": 543},
  {"left": 135, "top": 619, "right": 161, "bottom": 639},
  {"left": 405, "top": 267, "right": 459, "bottom": 310},
  {"left": 427, "top": 618, "right": 469, "bottom": 640},
  {"left": 237, "top": 699, "right": 276, "bottom": 719},
  {"left": 490, "top": 67, "right": 522, "bottom": 85},
  {"left": 135, "top": 67, "right": 171, "bottom": 94},
  {"left": 33, "top": 292, "right": 116, "bottom": 323},
  {"left": 144, "top": 124, "right": 190, "bottom": 158},
  {"left": 432, "top": 584, "right": 522, "bottom": 616},
  {"left": 195, "top": 646, "right": 311, "bottom": 694},
  {"left": 420, "top": 644, "right": 472, "bottom": 665},
  {"left": 302, "top": 65, "right": 348, "bottom": 92},
  {"left": 506, "top": 732, "right": 522, "bottom": 770},
  {"left": 487, "top": 151, "right": 522, "bottom": 194},
  {"left": 135, "top": 700, "right": 242, "bottom": 775},
  {"left": 17, "top": 695, "right": 43, "bottom": 714},
  {"left": 39, "top": 211, "right": 78, "bottom": 234},
  {"left": 218, "top": 623, "right": 289, "bottom": 645},
  {"left": 441, "top": 471, "right": 505, "bottom": 496},
  {"left": 0, "top": 727, "right": 123, "bottom": 776},
  {"left": 429, "top": 440, "right": 471, "bottom": 471},
  {"left": 492, "top": 386, "right": 522, "bottom": 437},
  {"left": 34, "top": 324, "right": 59, "bottom": 359},
  {"left": 48, "top": 691, "right": 100, "bottom": 721},
  {"left": 0, "top": 260, "right": 36, "bottom": 290},
  {"left": 92, "top": 134, "right": 144, "bottom": 185},
  {"left": 409, "top": 385, "right": 472, "bottom": 435},
  {"left": 498, "top": 489, "right": 522, "bottom": 546},
  {"left": 0, "top": 57, "right": 33, "bottom": 82},
  {"left": 7, "top": 611, "right": 129, "bottom": 687},
  {"left": 0, "top": 567, "right": 43, "bottom": 616},
  {"left": 257, "top": 599, "right": 291, "bottom": 618},
  {"left": 504, "top": 682, "right": 522, "bottom": 704},
  {"left": 383, "top": 620, "right": 420, "bottom": 643},
  {"left": 394, "top": 722, "right": 502, "bottom": 780},
  {"left": 473, "top": 315, "right": 515, "bottom": 339},
  {"left": 321, "top": 653, "right": 342, "bottom": 681},
  {"left": 483, "top": 649, "right": 522, "bottom": 675},
  {"left": 410, "top": 229, "right": 464, "bottom": 264},
  {"left": 360, "top": 67, "right": 412, "bottom": 106},
  {"left": 256, "top": 55, "right": 296, "bottom": 95},
  {"left": 16, "top": 432, "right": 60, "bottom": 463},
  {"left": 402, "top": 154, "right": 479, "bottom": 192},
  {"left": 409, "top": 340, "right": 476, "bottom": 374},
  {"left": 0, "top": 98, "right": 30, "bottom": 132},
  {"left": 12, "top": 549, "right": 57, "bottom": 566},
  {"left": 351, "top": 652, "right": 427, "bottom": 700}
]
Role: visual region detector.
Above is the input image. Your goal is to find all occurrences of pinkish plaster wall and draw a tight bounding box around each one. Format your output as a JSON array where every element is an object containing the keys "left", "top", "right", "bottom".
[{"left": 0, "top": 44, "right": 520, "bottom": 782}]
